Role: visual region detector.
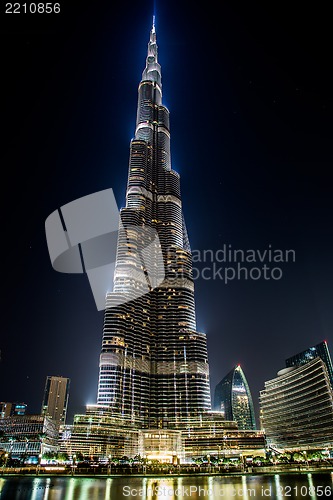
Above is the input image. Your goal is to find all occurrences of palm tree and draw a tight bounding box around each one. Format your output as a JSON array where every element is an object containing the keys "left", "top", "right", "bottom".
[
  {"left": 42, "top": 451, "right": 56, "bottom": 462},
  {"left": 192, "top": 457, "right": 203, "bottom": 466},
  {"left": 57, "top": 452, "right": 69, "bottom": 462}
]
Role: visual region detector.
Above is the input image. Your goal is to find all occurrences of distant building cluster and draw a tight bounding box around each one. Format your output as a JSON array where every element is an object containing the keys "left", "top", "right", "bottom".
[{"left": 0, "top": 376, "right": 69, "bottom": 462}]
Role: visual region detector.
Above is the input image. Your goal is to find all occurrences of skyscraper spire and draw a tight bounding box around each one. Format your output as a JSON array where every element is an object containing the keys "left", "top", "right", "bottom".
[{"left": 142, "top": 16, "right": 161, "bottom": 86}]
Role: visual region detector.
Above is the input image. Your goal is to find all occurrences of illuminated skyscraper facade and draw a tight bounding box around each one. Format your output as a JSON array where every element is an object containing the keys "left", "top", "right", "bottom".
[
  {"left": 260, "top": 357, "right": 333, "bottom": 450},
  {"left": 260, "top": 341, "right": 333, "bottom": 450},
  {"left": 214, "top": 365, "right": 256, "bottom": 430},
  {"left": 96, "top": 20, "right": 211, "bottom": 428},
  {"left": 285, "top": 340, "right": 333, "bottom": 389}
]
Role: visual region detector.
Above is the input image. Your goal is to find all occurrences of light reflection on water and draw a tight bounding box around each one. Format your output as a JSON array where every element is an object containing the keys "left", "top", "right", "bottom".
[{"left": 0, "top": 473, "right": 332, "bottom": 499}]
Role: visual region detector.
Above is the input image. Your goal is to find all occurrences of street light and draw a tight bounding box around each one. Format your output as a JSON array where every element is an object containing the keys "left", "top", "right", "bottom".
[{"left": 108, "top": 454, "right": 112, "bottom": 475}]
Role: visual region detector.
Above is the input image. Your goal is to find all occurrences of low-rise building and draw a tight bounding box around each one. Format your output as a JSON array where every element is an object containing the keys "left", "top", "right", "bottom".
[
  {"left": 60, "top": 408, "right": 265, "bottom": 463},
  {"left": 0, "top": 402, "right": 27, "bottom": 418},
  {"left": 0, "top": 414, "right": 58, "bottom": 460}
]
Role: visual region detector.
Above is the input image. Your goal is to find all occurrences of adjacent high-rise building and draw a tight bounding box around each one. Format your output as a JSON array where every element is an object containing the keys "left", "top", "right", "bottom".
[
  {"left": 41, "top": 376, "right": 70, "bottom": 427},
  {"left": 285, "top": 340, "right": 333, "bottom": 389},
  {"left": 96, "top": 18, "right": 211, "bottom": 428},
  {"left": 213, "top": 365, "right": 256, "bottom": 430},
  {"left": 260, "top": 357, "right": 333, "bottom": 450}
]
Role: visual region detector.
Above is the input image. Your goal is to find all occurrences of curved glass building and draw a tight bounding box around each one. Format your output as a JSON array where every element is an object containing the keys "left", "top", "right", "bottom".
[
  {"left": 213, "top": 365, "right": 256, "bottom": 430},
  {"left": 260, "top": 357, "right": 333, "bottom": 450},
  {"left": 96, "top": 19, "right": 211, "bottom": 428}
]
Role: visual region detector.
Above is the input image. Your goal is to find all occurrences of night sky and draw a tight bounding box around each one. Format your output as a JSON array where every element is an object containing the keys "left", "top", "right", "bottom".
[{"left": 1, "top": 1, "right": 332, "bottom": 424}]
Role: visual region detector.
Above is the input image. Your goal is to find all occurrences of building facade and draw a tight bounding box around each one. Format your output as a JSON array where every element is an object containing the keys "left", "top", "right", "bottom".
[
  {"left": 60, "top": 409, "right": 139, "bottom": 460},
  {"left": 60, "top": 409, "right": 265, "bottom": 463},
  {"left": 260, "top": 357, "right": 333, "bottom": 450},
  {"left": 0, "top": 415, "right": 58, "bottom": 459},
  {"left": 41, "top": 376, "right": 70, "bottom": 427},
  {"left": 0, "top": 402, "right": 27, "bottom": 418},
  {"left": 214, "top": 365, "right": 256, "bottom": 430},
  {"left": 285, "top": 340, "right": 333, "bottom": 389},
  {"left": 96, "top": 19, "right": 211, "bottom": 428}
]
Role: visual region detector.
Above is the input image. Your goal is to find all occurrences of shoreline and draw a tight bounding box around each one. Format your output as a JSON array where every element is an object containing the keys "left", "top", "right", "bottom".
[{"left": 1, "top": 467, "right": 333, "bottom": 479}]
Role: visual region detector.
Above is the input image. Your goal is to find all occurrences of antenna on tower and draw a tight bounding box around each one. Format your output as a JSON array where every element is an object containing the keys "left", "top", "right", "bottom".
[{"left": 152, "top": 14, "right": 156, "bottom": 32}]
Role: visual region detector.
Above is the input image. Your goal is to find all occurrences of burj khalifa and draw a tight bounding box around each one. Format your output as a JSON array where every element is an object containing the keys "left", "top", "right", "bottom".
[{"left": 96, "top": 18, "right": 211, "bottom": 429}]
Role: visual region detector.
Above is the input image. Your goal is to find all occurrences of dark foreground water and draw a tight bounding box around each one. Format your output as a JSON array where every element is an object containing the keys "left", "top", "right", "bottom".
[{"left": 0, "top": 473, "right": 333, "bottom": 499}]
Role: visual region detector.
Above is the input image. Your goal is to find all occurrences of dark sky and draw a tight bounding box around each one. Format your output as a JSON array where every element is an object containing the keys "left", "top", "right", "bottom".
[{"left": 1, "top": 1, "right": 332, "bottom": 424}]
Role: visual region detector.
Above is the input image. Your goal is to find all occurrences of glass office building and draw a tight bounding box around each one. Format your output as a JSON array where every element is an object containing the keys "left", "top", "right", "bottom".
[
  {"left": 260, "top": 357, "right": 333, "bottom": 450},
  {"left": 285, "top": 340, "right": 333, "bottom": 389},
  {"left": 214, "top": 365, "right": 256, "bottom": 430}
]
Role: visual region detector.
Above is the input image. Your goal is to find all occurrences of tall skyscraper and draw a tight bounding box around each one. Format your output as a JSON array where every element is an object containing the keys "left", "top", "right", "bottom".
[
  {"left": 96, "top": 19, "right": 211, "bottom": 428},
  {"left": 41, "top": 376, "right": 70, "bottom": 427},
  {"left": 213, "top": 365, "right": 256, "bottom": 430}
]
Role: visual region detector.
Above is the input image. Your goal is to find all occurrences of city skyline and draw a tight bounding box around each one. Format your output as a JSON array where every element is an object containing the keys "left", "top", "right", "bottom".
[{"left": 1, "top": 2, "right": 332, "bottom": 423}]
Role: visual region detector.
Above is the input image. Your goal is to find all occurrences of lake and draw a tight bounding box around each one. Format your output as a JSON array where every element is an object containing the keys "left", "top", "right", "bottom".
[{"left": 0, "top": 473, "right": 333, "bottom": 499}]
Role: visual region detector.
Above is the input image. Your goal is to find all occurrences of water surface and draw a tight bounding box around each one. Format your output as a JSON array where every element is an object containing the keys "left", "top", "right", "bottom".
[{"left": 1, "top": 473, "right": 333, "bottom": 499}]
